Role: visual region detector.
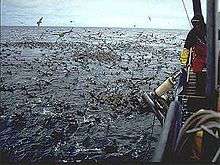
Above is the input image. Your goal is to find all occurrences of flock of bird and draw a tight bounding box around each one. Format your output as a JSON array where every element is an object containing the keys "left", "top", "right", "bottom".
[
  {"left": 0, "top": 22, "right": 185, "bottom": 162},
  {"left": 35, "top": 16, "right": 153, "bottom": 42}
]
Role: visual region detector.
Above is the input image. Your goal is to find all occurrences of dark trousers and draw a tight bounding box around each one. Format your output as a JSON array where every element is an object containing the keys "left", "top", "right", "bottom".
[{"left": 196, "top": 72, "right": 206, "bottom": 96}]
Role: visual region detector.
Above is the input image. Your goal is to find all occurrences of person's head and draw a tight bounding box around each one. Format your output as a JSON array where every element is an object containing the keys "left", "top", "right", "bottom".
[{"left": 191, "top": 15, "right": 204, "bottom": 35}]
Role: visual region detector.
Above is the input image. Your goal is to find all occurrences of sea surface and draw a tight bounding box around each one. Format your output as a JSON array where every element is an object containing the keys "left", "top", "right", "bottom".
[{"left": 0, "top": 26, "right": 187, "bottom": 163}]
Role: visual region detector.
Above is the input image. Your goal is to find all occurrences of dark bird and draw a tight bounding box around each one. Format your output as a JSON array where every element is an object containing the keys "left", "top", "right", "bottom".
[{"left": 37, "top": 17, "right": 43, "bottom": 27}]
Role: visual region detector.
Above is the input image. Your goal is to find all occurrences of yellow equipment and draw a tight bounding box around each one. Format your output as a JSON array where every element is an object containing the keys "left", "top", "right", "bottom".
[{"left": 180, "top": 48, "right": 190, "bottom": 65}]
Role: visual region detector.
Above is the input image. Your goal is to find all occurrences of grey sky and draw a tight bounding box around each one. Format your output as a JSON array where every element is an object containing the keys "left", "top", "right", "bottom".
[{"left": 1, "top": 0, "right": 213, "bottom": 30}]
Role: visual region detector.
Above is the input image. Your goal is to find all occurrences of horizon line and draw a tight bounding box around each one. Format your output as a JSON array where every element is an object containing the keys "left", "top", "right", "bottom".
[{"left": 0, "top": 25, "right": 188, "bottom": 31}]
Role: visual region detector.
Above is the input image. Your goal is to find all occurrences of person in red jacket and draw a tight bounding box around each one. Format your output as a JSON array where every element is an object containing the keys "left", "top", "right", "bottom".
[{"left": 180, "top": 14, "right": 207, "bottom": 95}]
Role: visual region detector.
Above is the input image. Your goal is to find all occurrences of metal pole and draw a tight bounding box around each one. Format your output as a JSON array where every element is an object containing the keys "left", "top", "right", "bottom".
[
  {"left": 206, "top": 0, "right": 217, "bottom": 109},
  {"left": 187, "top": 48, "right": 193, "bottom": 83}
]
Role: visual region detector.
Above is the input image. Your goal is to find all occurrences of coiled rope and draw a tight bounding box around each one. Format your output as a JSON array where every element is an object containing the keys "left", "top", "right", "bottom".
[{"left": 175, "top": 109, "right": 220, "bottom": 162}]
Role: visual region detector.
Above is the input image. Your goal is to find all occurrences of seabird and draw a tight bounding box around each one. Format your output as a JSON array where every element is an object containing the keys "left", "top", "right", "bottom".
[
  {"left": 52, "top": 28, "right": 73, "bottom": 42},
  {"left": 37, "top": 17, "right": 43, "bottom": 26},
  {"left": 52, "top": 28, "right": 73, "bottom": 38},
  {"left": 18, "top": 20, "right": 24, "bottom": 25}
]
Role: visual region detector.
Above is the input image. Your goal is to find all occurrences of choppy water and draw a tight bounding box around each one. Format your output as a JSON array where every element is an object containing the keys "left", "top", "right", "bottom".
[{"left": 0, "top": 26, "right": 186, "bottom": 163}]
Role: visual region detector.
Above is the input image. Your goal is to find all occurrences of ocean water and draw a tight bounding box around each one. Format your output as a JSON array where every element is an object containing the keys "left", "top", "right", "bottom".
[{"left": 0, "top": 26, "right": 187, "bottom": 163}]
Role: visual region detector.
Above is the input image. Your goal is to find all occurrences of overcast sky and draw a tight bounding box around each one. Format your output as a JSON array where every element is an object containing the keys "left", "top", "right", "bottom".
[{"left": 1, "top": 0, "right": 215, "bottom": 30}]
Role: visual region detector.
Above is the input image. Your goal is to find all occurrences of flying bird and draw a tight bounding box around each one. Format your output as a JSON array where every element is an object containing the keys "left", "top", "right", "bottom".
[
  {"left": 18, "top": 20, "right": 24, "bottom": 25},
  {"left": 37, "top": 17, "right": 43, "bottom": 26},
  {"left": 52, "top": 28, "right": 73, "bottom": 42},
  {"left": 52, "top": 28, "right": 73, "bottom": 37}
]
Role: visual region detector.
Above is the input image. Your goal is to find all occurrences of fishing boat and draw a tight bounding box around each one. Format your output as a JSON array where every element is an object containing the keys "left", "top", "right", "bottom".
[{"left": 144, "top": 0, "right": 220, "bottom": 162}]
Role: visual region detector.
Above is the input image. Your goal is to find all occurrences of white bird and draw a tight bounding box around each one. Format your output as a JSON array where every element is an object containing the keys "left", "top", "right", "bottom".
[
  {"left": 52, "top": 28, "right": 73, "bottom": 38},
  {"left": 37, "top": 17, "right": 43, "bottom": 27},
  {"left": 18, "top": 20, "right": 24, "bottom": 25},
  {"left": 52, "top": 28, "right": 73, "bottom": 42}
]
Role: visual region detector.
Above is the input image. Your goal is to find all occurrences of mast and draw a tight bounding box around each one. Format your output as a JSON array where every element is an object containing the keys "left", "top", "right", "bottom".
[
  {"left": 206, "top": 0, "right": 217, "bottom": 110},
  {"left": 217, "top": 2, "right": 220, "bottom": 92},
  {"left": 192, "top": 0, "right": 202, "bottom": 15}
]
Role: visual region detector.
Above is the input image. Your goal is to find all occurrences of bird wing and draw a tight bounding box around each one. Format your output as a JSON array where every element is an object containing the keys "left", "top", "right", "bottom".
[
  {"left": 39, "top": 17, "right": 43, "bottom": 22},
  {"left": 66, "top": 28, "right": 73, "bottom": 34}
]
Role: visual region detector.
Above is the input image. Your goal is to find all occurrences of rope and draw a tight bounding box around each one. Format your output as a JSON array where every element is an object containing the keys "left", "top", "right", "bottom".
[
  {"left": 174, "top": 110, "right": 220, "bottom": 161},
  {"left": 181, "top": 0, "right": 192, "bottom": 28}
]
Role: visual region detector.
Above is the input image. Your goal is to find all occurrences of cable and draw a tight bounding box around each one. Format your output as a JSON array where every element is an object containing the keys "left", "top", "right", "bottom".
[{"left": 181, "top": 0, "right": 192, "bottom": 28}]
